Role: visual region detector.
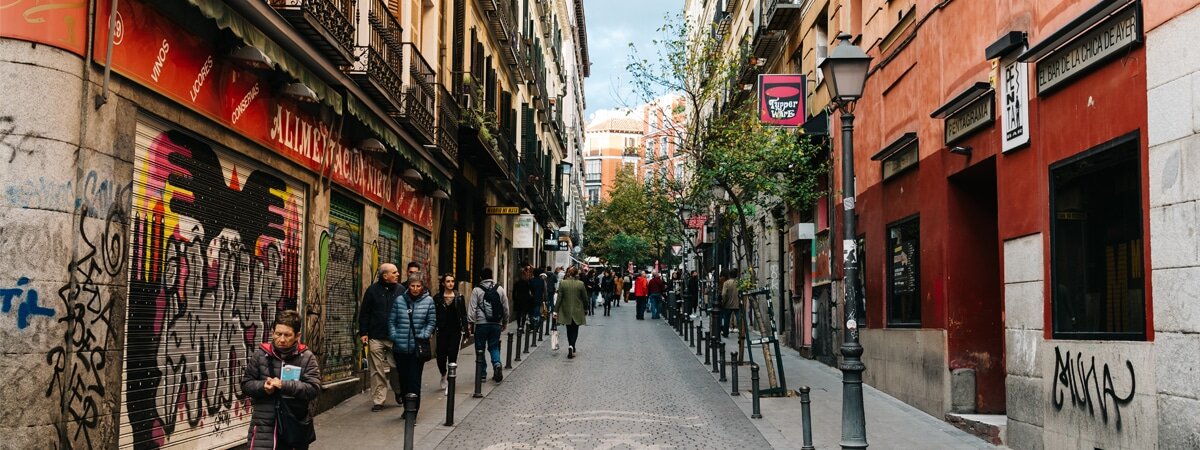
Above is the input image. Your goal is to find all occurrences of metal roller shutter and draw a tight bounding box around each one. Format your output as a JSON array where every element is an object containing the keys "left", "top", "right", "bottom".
[
  {"left": 323, "top": 193, "right": 363, "bottom": 383},
  {"left": 120, "top": 119, "right": 307, "bottom": 449},
  {"left": 379, "top": 216, "right": 403, "bottom": 270}
]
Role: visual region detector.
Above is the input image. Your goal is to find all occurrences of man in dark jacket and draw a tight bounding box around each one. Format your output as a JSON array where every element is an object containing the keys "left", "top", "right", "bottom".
[
  {"left": 358, "top": 263, "right": 401, "bottom": 412},
  {"left": 685, "top": 270, "right": 699, "bottom": 316},
  {"left": 511, "top": 264, "right": 534, "bottom": 327},
  {"left": 647, "top": 272, "right": 666, "bottom": 320},
  {"left": 530, "top": 267, "right": 547, "bottom": 330}
]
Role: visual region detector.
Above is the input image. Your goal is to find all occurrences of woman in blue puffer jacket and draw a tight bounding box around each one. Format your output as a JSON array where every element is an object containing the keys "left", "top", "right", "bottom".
[{"left": 389, "top": 275, "right": 437, "bottom": 414}]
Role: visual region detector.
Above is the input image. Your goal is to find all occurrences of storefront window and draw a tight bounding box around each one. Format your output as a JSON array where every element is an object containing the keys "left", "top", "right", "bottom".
[
  {"left": 1051, "top": 135, "right": 1145, "bottom": 340},
  {"left": 887, "top": 217, "right": 920, "bottom": 327}
]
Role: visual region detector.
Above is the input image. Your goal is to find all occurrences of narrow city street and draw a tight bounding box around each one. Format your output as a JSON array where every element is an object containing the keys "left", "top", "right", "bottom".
[{"left": 312, "top": 301, "right": 997, "bottom": 449}]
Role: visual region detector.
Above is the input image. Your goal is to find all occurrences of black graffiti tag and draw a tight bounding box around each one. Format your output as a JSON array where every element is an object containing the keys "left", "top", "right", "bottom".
[{"left": 1051, "top": 347, "right": 1137, "bottom": 430}]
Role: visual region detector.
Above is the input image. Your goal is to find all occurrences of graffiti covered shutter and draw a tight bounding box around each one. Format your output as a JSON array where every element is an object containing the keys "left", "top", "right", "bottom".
[
  {"left": 121, "top": 120, "right": 307, "bottom": 449},
  {"left": 323, "top": 193, "right": 363, "bottom": 382},
  {"left": 379, "top": 216, "right": 402, "bottom": 269}
]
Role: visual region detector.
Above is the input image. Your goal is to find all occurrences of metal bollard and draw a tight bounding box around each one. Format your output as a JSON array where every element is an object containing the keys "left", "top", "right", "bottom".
[
  {"left": 711, "top": 335, "right": 720, "bottom": 373},
  {"left": 514, "top": 324, "right": 523, "bottom": 362},
  {"left": 444, "top": 363, "right": 457, "bottom": 426},
  {"left": 473, "top": 349, "right": 484, "bottom": 398},
  {"left": 524, "top": 321, "right": 533, "bottom": 352},
  {"left": 800, "top": 386, "right": 815, "bottom": 450},
  {"left": 693, "top": 322, "right": 701, "bottom": 350},
  {"left": 731, "top": 352, "right": 740, "bottom": 396},
  {"left": 719, "top": 342, "right": 728, "bottom": 382},
  {"left": 750, "top": 364, "right": 762, "bottom": 419},
  {"left": 505, "top": 332, "right": 514, "bottom": 369},
  {"left": 702, "top": 331, "right": 711, "bottom": 364},
  {"left": 530, "top": 321, "right": 538, "bottom": 348},
  {"left": 403, "top": 393, "right": 418, "bottom": 450}
]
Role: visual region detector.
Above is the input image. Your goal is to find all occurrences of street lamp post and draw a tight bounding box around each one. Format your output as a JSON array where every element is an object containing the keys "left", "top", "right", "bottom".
[{"left": 818, "top": 32, "right": 873, "bottom": 450}]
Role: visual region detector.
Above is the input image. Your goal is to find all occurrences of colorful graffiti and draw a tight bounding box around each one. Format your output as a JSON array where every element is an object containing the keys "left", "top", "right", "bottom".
[
  {"left": 1051, "top": 346, "right": 1137, "bottom": 430},
  {"left": 119, "top": 124, "right": 305, "bottom": 448},
  {"left": 319, "top": 215, "right": 361, "bottom": 382}
]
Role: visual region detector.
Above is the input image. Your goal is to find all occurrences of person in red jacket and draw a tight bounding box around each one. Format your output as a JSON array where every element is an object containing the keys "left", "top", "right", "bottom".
[{"left": 633, "top": 271, "right": 649, "bottom": 320}]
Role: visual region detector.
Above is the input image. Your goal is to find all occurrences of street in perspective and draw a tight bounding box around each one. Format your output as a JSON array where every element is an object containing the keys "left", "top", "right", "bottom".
[{"left": 2, "top": 0, "right": 1199, "bottom": 449}]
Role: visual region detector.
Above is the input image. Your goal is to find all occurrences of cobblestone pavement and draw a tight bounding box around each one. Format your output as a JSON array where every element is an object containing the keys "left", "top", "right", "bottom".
[{"left": 435, "top": 302, "right": 772, "bottom": 449}]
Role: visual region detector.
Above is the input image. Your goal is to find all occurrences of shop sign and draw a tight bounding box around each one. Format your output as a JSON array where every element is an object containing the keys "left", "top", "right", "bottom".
[
  {"left": 1035, "top": 6, "right": 1142, "bottom": 94},
  {"left": 944, "top": 95, "right": 994, "bottom": 145},
  {"left": 1000, "top": 54, "right": 1031, "bottom": 152},
  {"left": 758, "top": 74, "right": 806, "bottom": 127},
  {"left": 89, "top": 0, "right": 433, "bottom": 229},
  {"left": 686, "top": 214, "right": 708, "bottom": 229},
  {"left": 0, "top": 1, "right": 88, "bottom": 55},
  {"left": 486, "top": 206, "right": 520, "bottom": 215},
  {"left": 513, "top": 214, "right": 535, "bottom": 248}
]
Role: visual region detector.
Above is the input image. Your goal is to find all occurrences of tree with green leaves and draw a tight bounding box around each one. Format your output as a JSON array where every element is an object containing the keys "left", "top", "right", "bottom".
[
  {"left": 625, "top": 12, "right": 827, "bottom": 273},
  {"left": 583, "top": 164, "right": 683, "bottom": 268}
]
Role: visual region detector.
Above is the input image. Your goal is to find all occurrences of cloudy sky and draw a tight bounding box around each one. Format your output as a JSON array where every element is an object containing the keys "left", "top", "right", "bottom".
[{"left": 582, "top": 0, "right": 683, "bottom": 123}]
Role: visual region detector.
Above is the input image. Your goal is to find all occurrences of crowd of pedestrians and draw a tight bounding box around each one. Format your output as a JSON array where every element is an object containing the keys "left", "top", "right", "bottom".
[{"left": 238, "top": 258, "right": 732, "bottom": 449}]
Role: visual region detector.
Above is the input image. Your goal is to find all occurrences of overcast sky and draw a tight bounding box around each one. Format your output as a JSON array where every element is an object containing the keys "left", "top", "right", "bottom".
[{"left": 582, "top": 0, "right": 683, "bottom": 123}]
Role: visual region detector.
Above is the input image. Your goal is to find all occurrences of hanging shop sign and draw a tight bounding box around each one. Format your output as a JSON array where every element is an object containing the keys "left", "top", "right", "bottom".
[
  {"left": 1000, "top": 54, "right": 1031, "bottom": 152},
  {"left": 486, "top": 206, "right": 521, "bottom": 215},
  {"left": 944, "top": 94, "right": 994, "bottom": 145},
  {"left": 1032, "top": 4, "right": 1142, "bottom": 95},
  {"left": 513, "top": 214, "right": 535, "bottom": 248},
  {"left": 88, "top": 0, "right": 433, "bottom": 229},
  {"left": 758, "top": 74, "right": 807, "bottom": 127}
]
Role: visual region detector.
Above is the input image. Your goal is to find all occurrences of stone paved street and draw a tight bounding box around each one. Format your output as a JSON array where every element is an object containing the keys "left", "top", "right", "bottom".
[{"left": 436, "top": 302, "right": 771, "bottom": 449}]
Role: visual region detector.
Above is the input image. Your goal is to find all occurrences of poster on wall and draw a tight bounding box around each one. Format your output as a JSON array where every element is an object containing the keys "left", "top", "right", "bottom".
[
  {"left": 513, "top": 214, "right": 535, "bottom": 249},
  {"left": 412, "top": 231, "right": 432, "bottom": 284},
  {"left": 891, "top": 240, "right": 917, "bottom": 294},
  {"left": 758, "top": 74, "right": 807, "bottom": 127}
]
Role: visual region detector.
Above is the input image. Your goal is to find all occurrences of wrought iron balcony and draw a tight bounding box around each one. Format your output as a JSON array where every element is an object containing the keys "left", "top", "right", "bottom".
[
  {"left": 396, "top": 43, "right": 437, "bottom": 144},
  {"left": 437, "top": 86, "right": 460, "bottom": 163},
  {"left": 269, "top": 0, "right": 356, "bottom": 66},
  {"left": 764, "top": 0, "right": 803, "bottom": 31},
  {"left": 480, "top": 0, "right": 526, "bottom": 81},
  {"left": 345, "top": 0, "right": 404, "bottom": 113}
]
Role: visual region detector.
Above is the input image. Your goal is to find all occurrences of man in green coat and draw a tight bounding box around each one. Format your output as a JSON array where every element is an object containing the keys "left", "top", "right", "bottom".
[{"left": 553, "top": 266, "right": 588, "bottom": 359}]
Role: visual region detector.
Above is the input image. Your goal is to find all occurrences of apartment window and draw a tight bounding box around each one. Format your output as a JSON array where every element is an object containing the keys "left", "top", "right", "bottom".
[
  {"left": 1051, "top": 134, "right": 1145, "bottom": 340},
  {"left": 660, "top": 136, "right": 669, "bottom": 158},
  {"left": 814, "top": 11, "right": 828, "bottom": 85},
  {"left": 673, "top": 161, "right": 684, "bottom": 179},
  {"left": 587, "top": 188, "right": 600, "bottom": 205},
  {"left": 586, "top": 160, "right": 601, "bottom": 182},
  {"left": 646, "top": 140, "right": 655, "bottom": 162},
  {"left": 887, "top": 217, "right": 920, "bottom": 327}
]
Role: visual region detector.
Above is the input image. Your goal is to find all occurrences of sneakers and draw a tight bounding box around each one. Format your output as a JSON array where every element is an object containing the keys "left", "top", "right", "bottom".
[
  {"left": 440, "top": 375, "right": 448, "bottom": 392},
  {"left": 371, "top": 404, "right": 384, "bottom": 412},
  {"left": 493, "top": 365, "right": 503, "bottom": 382}
]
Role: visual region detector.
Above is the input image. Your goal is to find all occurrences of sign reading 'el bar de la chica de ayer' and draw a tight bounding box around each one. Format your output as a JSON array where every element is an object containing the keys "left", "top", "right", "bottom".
[{"left": 1035, "top": 5, "right": 1142, "bottom": 94}]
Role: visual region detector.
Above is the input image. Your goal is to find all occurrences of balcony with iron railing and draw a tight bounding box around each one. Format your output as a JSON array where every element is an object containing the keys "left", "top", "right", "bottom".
[
  {"left": 345, "top": 0, "right": 404, "bottom": 113},
  {"left": 437, "top": 85, "right": 460, "bottom": 163},
  {"left": 480, "top": 0, "right": 525, "bottom": 80},
  {"left": 396, "top": 43, "right": 437, "bottom": 144},
  {"left": 269, "top": 0, "right": 357, "bottom": 66},
  {"left": 764, "top": 0, "right": 803, "bottom": 31}
]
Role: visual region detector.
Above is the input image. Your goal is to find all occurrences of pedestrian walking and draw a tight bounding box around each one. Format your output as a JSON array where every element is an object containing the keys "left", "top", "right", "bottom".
[
  {"left": 633, "top": 271, "right": 649, "bottom": 320},
  {"left": 582, "top": 269, "right": 598, "bottom": 316},
  {"left": 685, "top": 271, "right": 699, "bottom": 316},
  {"left": 648, "top": 271, "right": 665, "bottom": 320},
  {"left": 434, "top": 273, "right": 468, "bottom": 394},
  {"left": 358, "top": 263, "right": 402, "bottom": 412},
  {"left": 613, "top": 270, "right": 625, "bottom": 306},
  {"left": 601, "top": 269, "right": 616, "bottom": 316},
  {"left": 530, "top": 267, "right": 547, "bottom": 330},
  {"left": 469, "top": 268, "right": 509, "bottom": 382},
  {"left": 553, "top": 266, "right": 588, "bottom": 359},
  {"left": 241, "top": 310, "right": 321, "bottom": 449},
  {"left": 512, "top": 264, "right": 534, "bottom": 329},
  {"left": 404, "top": 261, "right": 425, "bottom": 290},
  {"left": 388, "top": 276, "right": 436, "bottom": 414},
  {"left": 720, "top": 269, "right": 741, "bottom": 337}
]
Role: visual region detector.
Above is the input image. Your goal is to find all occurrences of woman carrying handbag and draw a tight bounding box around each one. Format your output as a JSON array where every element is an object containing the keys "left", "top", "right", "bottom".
[
  {"left": 389, "top": 275, "right": 437, "bottom": 415},
  {"left": 435, "top": 273, "right": 469, "bottom": 393},
  {"left": 241, "top": 310, "right": 322, "bottom": 449}
]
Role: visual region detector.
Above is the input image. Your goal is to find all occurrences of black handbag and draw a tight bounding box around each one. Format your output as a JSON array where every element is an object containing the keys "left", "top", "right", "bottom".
[
  {"left": 271, "top": 359, "right": 315, "bottom": 446},
  {"left": 408, "top": 299, "right": 433, "bottom": 362}
]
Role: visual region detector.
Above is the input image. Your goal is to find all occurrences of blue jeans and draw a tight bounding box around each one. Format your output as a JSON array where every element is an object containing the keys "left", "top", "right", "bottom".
[
  {"left": 720, "top": 309, "right": 743, "bottom": 336},
  {"left": 474, "top": 323, "right": 502, "bottom": 369},
  {"left": 649, "top": 293, "right": 661, "bottom": 319}
]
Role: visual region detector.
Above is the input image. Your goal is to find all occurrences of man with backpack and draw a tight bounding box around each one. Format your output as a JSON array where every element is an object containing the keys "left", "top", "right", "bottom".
[{"left": 468, "top": 268, "right": 509, "bottom": 382}]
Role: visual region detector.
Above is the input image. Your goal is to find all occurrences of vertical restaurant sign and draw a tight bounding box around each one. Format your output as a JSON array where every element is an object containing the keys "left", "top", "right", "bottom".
[
  {"left": 758, "top": 74, "right": 806, "bottom": 127},
  {"left": 1000, "top": 53, "right": 1031, "bottom": 152},
  {"left": 513, "top": 214, "right": 535, "bottom": 249},
  {"left": 89, "top": 0, "right": 434, "bottom": 229},
  {"left": 0, "top": 1, "right": 88, "bottom": 55}
]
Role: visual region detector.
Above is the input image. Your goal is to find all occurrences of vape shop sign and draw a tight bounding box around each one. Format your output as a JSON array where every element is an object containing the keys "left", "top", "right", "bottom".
[{"left": 759, "top": 74, "right": 807, "bottom": 127}]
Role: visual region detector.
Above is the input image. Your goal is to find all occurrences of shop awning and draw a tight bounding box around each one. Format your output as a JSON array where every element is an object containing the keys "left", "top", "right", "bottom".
[{"left": 186, "top": 0, "right": 342, "bottom": 115}]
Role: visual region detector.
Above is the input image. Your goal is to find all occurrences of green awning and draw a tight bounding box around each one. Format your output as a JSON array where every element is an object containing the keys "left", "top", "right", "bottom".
[
  {"left": 346, "top": 96, "right": 451, "bottom": 194},
  {"left": 186, "top": 0, "right": 343, "bottom": 115}
]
